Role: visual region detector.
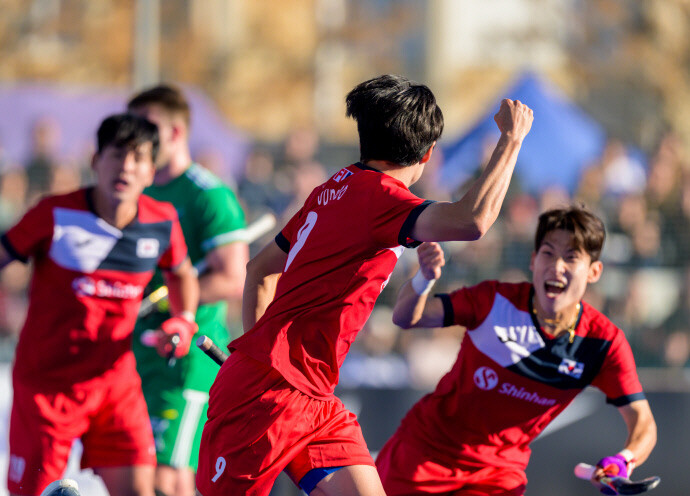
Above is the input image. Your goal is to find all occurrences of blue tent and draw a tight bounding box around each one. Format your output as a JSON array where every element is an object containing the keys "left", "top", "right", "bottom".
[{"left": 439, "top": 72, "right": 608, "bottom": 195}]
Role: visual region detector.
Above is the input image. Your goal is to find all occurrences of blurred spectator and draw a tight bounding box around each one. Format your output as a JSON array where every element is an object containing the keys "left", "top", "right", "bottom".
[
  {"left": 238, "top": 148, "right": 292, "bottom": 216},
  {"left": 599, "top": 139, "right": 647, "bottom": 197},
  {"left": 25, "top": 116, "right": 61, "bottom": 200},
  {"left": 339, "top": 306, "right": 411, "bottom": 388}
]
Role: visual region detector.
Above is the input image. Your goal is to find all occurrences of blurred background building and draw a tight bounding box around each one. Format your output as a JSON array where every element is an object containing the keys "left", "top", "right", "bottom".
[{"left": 1, "top": 1, "right": 690, "bottom": 494}]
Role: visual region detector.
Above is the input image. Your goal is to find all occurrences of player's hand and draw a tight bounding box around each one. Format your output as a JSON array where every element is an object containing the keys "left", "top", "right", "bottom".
[
  {"left": 594, "top": 454, "right": 632, "bottom": 494},
  {"left": 417, "top": 242, "right": 445, "bottom": 280},
  {"left": 156, "top": 315, "right": 198, "bottom": 359},
  {"left": 494, "top": 98, "right": 533, "bottom": 142}
]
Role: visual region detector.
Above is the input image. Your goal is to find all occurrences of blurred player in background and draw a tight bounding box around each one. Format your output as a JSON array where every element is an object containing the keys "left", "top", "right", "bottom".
[
  {"left": 377, "top": 205, "right": 657, "bottom": 495},
  {"left": 1, "top": 114, "right": 199, "bottom": 496},
  {"left": 195, "top": 74, "right": 533, "bottom": 496},
  {"left": 127, "top": 85, "right": 249, "bottom": 496}
]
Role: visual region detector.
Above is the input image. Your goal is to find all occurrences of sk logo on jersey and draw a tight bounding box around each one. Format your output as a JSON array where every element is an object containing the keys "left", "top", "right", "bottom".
[
  {"left": 558, "top": 357, "right": 585, "bottom": 379},
  {"left": 332, "top": 168, "right": 354, "bottom": 183},
  {"left": 137, "top": 238, "right": 160, "bottom": 258}
]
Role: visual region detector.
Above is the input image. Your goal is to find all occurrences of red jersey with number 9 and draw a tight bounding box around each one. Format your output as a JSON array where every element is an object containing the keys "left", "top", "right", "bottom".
[{"left": 230, "top": 163, "right": 432, "bottom": 399}]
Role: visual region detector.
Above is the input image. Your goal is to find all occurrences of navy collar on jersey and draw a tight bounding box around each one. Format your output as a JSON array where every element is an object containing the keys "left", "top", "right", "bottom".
[
  {"left": 354, "top": 162, "right": 383, "bottom": 173},
  {"left": 528, "top": 285, "right": 583, "bottom": 342}
]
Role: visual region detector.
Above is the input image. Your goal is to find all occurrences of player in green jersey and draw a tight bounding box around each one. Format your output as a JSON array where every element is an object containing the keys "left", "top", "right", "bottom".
[{"left": 127, "top": 85, "right": 249, "bottom": 496}]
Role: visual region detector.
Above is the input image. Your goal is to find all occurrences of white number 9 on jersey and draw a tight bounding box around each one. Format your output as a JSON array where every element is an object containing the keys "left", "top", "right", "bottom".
[
  {"left": 211, "top": 456, "right": 226, "bottom": 483},
  {"left": 285, "top": 211, "right": 318, "bottom": 271}
]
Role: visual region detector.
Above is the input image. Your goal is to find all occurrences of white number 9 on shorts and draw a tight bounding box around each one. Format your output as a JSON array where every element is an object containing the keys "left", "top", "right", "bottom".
[{"left": 211, "top": 457, "right": 226, "bottom": 483}]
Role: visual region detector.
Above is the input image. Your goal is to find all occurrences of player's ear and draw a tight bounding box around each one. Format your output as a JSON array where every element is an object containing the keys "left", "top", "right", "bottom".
[
  {"left": 90, "top": 152, "right": 99, "bottom": 171},
  {"left": 587, "top": 260, "right": 603, "bottom": 283},
  {"left": 420, "top": 141, "right": 436, "bottom": 164},
  {"left": 529, "top": 251, "right": 536, "bottom": 272}
]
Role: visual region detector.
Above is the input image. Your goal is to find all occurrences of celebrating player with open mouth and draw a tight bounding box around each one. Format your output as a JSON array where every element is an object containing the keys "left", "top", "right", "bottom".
[
  {"left": 1, "top": 114, "right": 199, "bottom": 496},
  {"left": 376, "top": 205, "right": 657, "bottom": 495},
  {"left": 195, "top": 74, "right": 533, "bottom": 496}
]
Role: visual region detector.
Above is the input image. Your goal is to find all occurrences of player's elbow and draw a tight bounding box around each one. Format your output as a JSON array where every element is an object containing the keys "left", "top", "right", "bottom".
[{"left": 392, "top": 311, "right": 414, "bottom": 330}]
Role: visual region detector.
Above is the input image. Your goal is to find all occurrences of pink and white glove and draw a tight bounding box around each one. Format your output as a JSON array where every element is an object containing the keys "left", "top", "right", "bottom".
[{"left": 157, "top": 315, "right": 198, "bottom": 359}]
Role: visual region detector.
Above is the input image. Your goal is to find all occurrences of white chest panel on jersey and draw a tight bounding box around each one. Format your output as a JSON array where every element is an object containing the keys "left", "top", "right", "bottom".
[
  {"left": 50, "top": 208, "right": 123, "bottom": 273},
  {"left": 467, "top": 293, "right": 545, "bottom": 367}
]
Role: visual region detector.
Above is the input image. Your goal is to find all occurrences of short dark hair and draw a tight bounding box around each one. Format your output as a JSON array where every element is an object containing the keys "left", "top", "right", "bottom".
[
  {"left": 127, "top": 84, "right": 191, "bottom": 127},
  {"left": 534, "top": 205, "right": 606, "bottom": 261},
  {"left": 97, "top": 113, "right": 159, "bottom": 162},
  {"left": 345, "top": 74, "right": 444, "bottom": 166}
]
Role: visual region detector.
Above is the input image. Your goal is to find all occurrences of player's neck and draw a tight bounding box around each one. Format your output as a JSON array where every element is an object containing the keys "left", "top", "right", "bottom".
[
  {"left": 91, "top": 192, "right": 138, "bottom": 230},
  {"left": 364, "top": 159, "right": 423, "bottom": 188},
  {"left": 532, "top": 297, "right": 581, "bottom": 340},
  {"left": 154, "top": 152, "right": 192, "bottom": 185}
]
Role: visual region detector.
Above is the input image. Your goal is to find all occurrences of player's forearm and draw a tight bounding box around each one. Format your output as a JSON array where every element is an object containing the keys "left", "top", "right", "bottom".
[
  {"left": 622, "top": 405, "right": 657, "bottom": 466},
  {"left": 392, "top": 282, "right": 430, "bottom": 329},
  {"left": 242, "top": 271, "right": 280, "bottom": 331},
  {"left": 165, "top": 261, "right": 200, "bottom": 318},
  {"left": 198, "top": 271, "right": 246, "bottom": 305},
  {"left": 412, "top": 134, "right": 522, "bottom": 242}
]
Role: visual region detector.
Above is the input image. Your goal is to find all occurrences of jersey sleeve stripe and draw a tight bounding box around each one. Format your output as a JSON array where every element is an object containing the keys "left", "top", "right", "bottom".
[
  {"left": 275, "top": 232, "right": 290, "bottom": 253},
  {"left": 606, "top": 392, "right": 646, "bottom": 406},
  {"left": 397, "top": 199, "right": 435, "bottom": 248},
  {"left": 201, "top": 229, "right": 249, "bottom": 252},
  {"left": 1, "top": 233, "right": 28, "bottom": 263},
  {"left": 436, "top": 293, "right": 455, "bottom": 327}
]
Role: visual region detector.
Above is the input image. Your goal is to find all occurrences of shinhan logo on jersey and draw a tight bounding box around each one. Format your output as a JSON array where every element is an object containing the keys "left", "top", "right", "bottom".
[
  {"left": 137, "top": 238, "right": 160, "bottom": 258},
  {"left": 72, "top": 276, "right": 144, "bottom": 299},
  {"left": 332, "top": 168, "right": 354, "bottom": 183},
  {"left": 474, "top": 366, "right": 556, "bottom": 406},
  {"left": 558, "top": 358, "right": 585, "bottom": 379}
]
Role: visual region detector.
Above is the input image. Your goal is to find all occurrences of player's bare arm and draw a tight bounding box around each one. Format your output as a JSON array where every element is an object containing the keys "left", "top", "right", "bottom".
[
  {"left": 392, "top": 242, "right": 446, "bottom": 329},
  {"left": 242, "top": 240, "right": 287, "bottom": 331},
  {"left": 154, "top": 257, "right": 200, "bottom": 358},
  {"left": 617, "top": 399, "right": 657, "bottom": 467},
  {"left": 198, "top": 241, "right": 249, "bottom": 305},
  {"left": 412, "top": 99, "right": 533, "bottom": 242}
]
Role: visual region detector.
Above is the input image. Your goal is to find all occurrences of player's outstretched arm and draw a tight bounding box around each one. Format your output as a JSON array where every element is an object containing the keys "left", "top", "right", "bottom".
[
  {"left": 392, "top": 242, "right": 446, "bottom": 329},
  {"left": 412, "top": 99, "right": 533, "bottom": 242},
  {"left": 242, "top": 240, "right": 288, "bottom": 332},
  {"left": 198, "top": 241, "right": 249, "bottom": 305},
  {"left": 616, "top": 399, "right": 657, "bottom": 468}
]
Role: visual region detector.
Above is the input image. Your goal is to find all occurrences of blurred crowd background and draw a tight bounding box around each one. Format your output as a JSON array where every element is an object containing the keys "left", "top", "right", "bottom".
[{"left": 1, "top": 0, "right": 690, "bottom": 391}]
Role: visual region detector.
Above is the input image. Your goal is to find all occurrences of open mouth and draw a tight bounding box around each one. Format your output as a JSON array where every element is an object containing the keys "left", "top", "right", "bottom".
[
  {"left": 113, "top": 178, "right": 129, "bottom": 191},
  {"left": 544, "top": 280, "right": 566, "bottom": 297}
]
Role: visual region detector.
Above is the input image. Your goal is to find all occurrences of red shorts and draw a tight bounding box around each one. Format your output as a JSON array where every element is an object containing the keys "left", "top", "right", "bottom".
[
  {"left": 8, "top": 371, "right": 156, "bottom": 496},
  {"left": 196, "top": 352, "right": 374, "bottom": 496},
  {"left": 376, "top": 432, "right": 527, "bottom": 496}
]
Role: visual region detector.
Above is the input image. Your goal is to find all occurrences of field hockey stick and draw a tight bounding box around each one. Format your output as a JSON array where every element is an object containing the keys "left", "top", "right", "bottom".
[
  {"left": 196, "top": 335, "right": 228, "bottom": 366},
  {"left": 575, "top": 463, "right": 661, "bottom": 495},
  {"left": 138, "top": 212, "right": 277, "bottom": 317}
]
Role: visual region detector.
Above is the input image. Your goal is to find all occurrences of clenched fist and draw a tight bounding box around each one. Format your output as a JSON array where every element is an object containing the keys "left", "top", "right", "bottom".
[{"left": 494, "top": 99, "right": 533, "bottom": 142}]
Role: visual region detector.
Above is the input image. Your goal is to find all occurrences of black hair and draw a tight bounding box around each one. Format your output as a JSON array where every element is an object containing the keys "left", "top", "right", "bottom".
[
  {"left": 535, "top": 204, "right": 606, "bottom": 261},
  {"left": 345, "top": 74, "right": 444, "bottom": 166},
  {"left": 96, "top": 113, "right": 159, "bottom": 162}
]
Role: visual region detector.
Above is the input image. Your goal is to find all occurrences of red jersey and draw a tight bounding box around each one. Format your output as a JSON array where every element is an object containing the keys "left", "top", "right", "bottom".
[
  {"left": 2, "top": 188, "right": 187, "bottom": 389},
  {"left": 399, "top": 281, "right": 644, "bottom": 470},
  {"left": 231, "top": 163, "right": 432, "bottom": 399}
]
